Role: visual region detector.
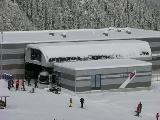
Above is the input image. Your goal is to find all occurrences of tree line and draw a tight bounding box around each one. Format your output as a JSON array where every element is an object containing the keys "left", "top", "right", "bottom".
[{"left": 1, "top": 0, "right": 160, "bottom": 31}]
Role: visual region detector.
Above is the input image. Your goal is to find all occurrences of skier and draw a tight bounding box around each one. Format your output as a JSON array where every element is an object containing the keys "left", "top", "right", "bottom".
[
  {"left": 34, "top": 79, "right": 38, "bottom": 88},
  {"left": 16, "top": 79, "right": 19, "bottom": 90},
  {"left": 11, "top": 79, "right": 14, "bottom": 89},
  {"left": 136, "top": 105, "right": 141, "bottom": 117},
  {"left": 29, "top": 87, "right": 35, "bottom": 93},
  {"left": 21, "top": 80, "right": 25, "bottom": 91},
  {"left": 27, "top": 79, "right": 31, "bottom": 86},
  {"left": 69, "top": 98, "right": 73, "bottom": 107},
  {"left": 138, "top": 102, "right": 142, "bottom": 113},
  {"left": 8, "top": 80, "right": 11, "bottom": 90},
  {"left": 80, "top": 98, "right": 84, "bottom": 108},
  {"left": 156, "top": 113, "right": 159, "bottom": 120}
]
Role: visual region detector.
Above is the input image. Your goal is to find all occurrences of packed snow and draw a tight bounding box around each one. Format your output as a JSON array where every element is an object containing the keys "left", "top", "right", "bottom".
[{"left": 0, "top": 80, "right": 160, "bottom": 120}]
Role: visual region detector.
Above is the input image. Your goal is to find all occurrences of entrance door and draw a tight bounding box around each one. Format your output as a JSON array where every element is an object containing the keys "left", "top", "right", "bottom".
[{"left": 91, "top": 74, "right": 101, "bottom": 89}]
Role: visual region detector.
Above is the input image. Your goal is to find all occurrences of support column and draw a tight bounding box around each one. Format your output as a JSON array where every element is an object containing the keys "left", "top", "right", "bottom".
[{"left": 4, "top": 97, "right": 6, "bottom": 107}]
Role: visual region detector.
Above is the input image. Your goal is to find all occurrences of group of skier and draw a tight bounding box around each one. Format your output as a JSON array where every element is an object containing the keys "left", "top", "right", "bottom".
[
  {"left": 7, "top": 77, "right": 160, "bottom": 120},
  {"left": 7, "top": 78, "right": 39, "bottom": 91},
  {"left": 69, "top": 98, "right": 85, "bottom": 108},
  {"left": 135, "top": 102, "right": 159, "bottom": 120},
  {"left": 7, "top": 79, "right": 14, "bottom": 90},
  {"left": 8, "top": 79, "right": 26, "bottom": 91}
]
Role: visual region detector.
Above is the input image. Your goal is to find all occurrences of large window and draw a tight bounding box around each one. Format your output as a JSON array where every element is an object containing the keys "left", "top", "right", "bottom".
[{"left": 31, "top": 49, "right": 42, "bottom": 62}]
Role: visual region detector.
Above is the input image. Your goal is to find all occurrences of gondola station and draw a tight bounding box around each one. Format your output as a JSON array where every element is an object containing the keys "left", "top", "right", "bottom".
[
  {"left": 1, "top": 27, "right": 160, "bottom": 91},
  {"left": 25, "top": 40, "right": 152, "bottom": 91}
]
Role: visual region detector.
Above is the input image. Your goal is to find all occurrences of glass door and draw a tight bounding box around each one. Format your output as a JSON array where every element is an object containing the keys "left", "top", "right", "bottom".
[
  {"left": 95, "top": 74, "right": 101, "bottom": 88},
  {"left": 91, "top": 74, "right": 101, "bottom": 89}
]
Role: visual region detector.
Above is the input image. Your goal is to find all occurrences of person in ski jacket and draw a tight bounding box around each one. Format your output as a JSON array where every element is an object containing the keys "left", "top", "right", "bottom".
[
  {"left": 136, "top": 105, "right": 141, "bottom": 117},
  {"left": 138, "top": 102, "right": 142, "bottom": 113},
  {"left": 16, "top": 79, "right": 19, "bottom": 90},
  {"left": 80, "top": 98, "right": 84, "bottom": 108},
  {"left": 156, "top": 113, "right": 159, "bottom": 120},
  {"left": 21, "top": 80, "right": 25, "bottom": 91},
  {"left": 8, "top": 80, "right": 11, "bottom": 90},
  {"left": 34, "top": 79, "right": 38, "bottom": 88},
  {"left": 69, "top": 98, "right": 73, "bottom": 107},
  {"left": 11, "top": 79, "right": 14, "bottom": 88}
]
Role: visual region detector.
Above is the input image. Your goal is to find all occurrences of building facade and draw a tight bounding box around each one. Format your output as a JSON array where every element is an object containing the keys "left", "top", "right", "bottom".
[
  {"left": 0, "top": 28, "right": 160, "bottom": 79},
  {"left": 54, "top": 59, "right": 152, "bottom": 92}
]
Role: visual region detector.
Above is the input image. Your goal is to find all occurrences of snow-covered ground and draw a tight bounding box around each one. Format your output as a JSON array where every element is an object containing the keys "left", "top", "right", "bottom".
[{"left": 0, "top": 81, "right": 160, "bottom": 120}]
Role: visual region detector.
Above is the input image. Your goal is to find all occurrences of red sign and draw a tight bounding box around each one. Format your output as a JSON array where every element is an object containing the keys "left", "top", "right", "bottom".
[{"left": 128, "top": 71, "right": 136, "bottom": 80}]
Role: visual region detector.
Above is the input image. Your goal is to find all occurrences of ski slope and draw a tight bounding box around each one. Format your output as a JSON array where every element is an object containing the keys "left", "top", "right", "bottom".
[{"left": 0, "top": 81, "right": 160, "bottom": 120}]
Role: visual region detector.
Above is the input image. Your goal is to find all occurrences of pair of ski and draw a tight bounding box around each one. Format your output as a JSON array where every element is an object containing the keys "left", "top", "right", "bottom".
[{"left": 134, "top": 110, "right": 142, "bottom": 117}]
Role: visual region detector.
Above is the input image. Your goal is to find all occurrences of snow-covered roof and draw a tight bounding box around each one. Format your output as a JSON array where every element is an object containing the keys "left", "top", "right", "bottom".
[
  {"left": 1, "top": 28, "right": 160, "bottom": 44},
  {"left": 54, "top": 59, "right": 152, "bottom": 70},
  {"left": 27, "top": 40, "right": 151, "bottom": 62}
]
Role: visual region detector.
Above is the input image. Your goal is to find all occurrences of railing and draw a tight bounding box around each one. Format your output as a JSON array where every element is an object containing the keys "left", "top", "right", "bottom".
[{"left": 152, "top": 74, "right": 160, "bottom": 81}]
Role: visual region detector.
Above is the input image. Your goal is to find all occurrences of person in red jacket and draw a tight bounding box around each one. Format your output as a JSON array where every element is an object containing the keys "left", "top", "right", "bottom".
[
  {"left": 156, "top": 113, "right": 159, "bottom": 120},
  {"left": 136, "top": 105, "right": 141, "bottom": 117},
  {"left": 138, "top": 102, "right": 142, "bottom": 113},
  {"left": 16, "top": 80, "right": 19, "bottom": 90}
]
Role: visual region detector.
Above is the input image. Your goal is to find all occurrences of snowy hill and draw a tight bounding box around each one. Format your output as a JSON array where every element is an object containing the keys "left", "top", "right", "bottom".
[{"left": 0, "top": 81, "right": 160, "bottom": 120}]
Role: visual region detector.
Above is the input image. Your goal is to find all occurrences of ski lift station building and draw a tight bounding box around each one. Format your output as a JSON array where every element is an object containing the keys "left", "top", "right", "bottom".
[{"left": 0, "top": 27, "right": 160, "bottom": 91}]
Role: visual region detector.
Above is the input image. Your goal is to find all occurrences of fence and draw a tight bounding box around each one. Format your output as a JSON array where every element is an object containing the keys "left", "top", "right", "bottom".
[{"left": 152, "top": 74, "right": 160, "bottom": 81}]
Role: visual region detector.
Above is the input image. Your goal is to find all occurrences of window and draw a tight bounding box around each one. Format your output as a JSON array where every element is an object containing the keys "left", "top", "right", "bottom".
[{"left": 31, "top": 49, "right": 42, "bottom": 62}]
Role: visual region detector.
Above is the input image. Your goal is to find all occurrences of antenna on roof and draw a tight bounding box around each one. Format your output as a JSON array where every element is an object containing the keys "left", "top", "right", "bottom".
[
  {"left": 126, "top": 29, "right": 131, "bottom": 34},
  {"left": 103, "top": 31, "right": 109, "bottom": 36},
  {"left": 117, "top": 29, "right": 122, "bottom": 32},
  {"left": 109, "top": 27, "right": 115, "bottom": 31},
  {"left": 49, "top": 33, "right": 54, "bottom": 36},
  {"left": 61, "top": 33, "right": 66, "bottom": 38}
]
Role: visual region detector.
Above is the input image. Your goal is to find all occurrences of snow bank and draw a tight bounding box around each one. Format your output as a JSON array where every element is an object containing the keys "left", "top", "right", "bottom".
[
  {"left": 0, "top": 88, "right": 10, "bottom": 97},
  {"left": 0, "top": 79, "right": 10, "bottom": 97},
  {"left": 0, "top": 79, "right": 8, "bottom": 88}
]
